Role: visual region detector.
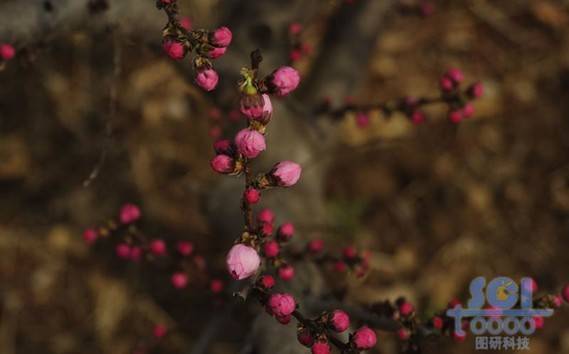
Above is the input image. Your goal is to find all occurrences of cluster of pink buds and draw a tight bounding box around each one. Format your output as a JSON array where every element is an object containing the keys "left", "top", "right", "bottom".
[
  {"left": 287, "top": 22, "right": 313, "bottom": 63},
  {"left": 438, "top": 68, "right": 483, "bottom": 123},
  {"left": 157, "top": 0, "right": 232, "bottom": 91},
  {"left": 0, "top": 43, "right": 15, "bottom": 63}
]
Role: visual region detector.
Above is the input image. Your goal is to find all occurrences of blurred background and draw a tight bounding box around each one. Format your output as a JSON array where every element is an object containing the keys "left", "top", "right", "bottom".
[{"left": 0, "top": 0, "right": 568, "bottom": 353}]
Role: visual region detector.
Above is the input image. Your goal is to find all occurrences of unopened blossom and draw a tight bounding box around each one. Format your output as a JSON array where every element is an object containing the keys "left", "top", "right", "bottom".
[
  {"left": 258, "top": 274, "right": 275, "bottom": 289},
  {"left": 270, "top": 161, "right": 302, "bottom": 187},
  {"left": 120, "top": 203, "right": 141, "bottom": 224},
  {"left": 210, "top": 279, "right": 224, "bottom": 293},
  {"left": 210, "top": 154, "right": 235, "bottom": 174},
  {"left": 562, "top": 284, "right": 569, "bottom": 303},
  {"left": 195, "top": 68, "right": 219, "bottom": 91},
  {"left": 0, "top": 44, "right": 15, "bottom": 61},
  {"left": 399, "top": 301, "right": 415, "bottom": 317},
  {"left": 311, "top": 341, "right": 331, "bottom": 354},
  {"left": 176, "top": 241, "right": 194, "bottom": 256},
  {"left": 240, "top": 93, "right": 272, "bottom": 123},
  {"left": 162, "top": 40, "right": 185, "bottom": 60},
  {"left": 235, "top": 128, "right": 266, "bottom": 158},
  {"left": 171, "top": 272, "right": 188, "bottom": 288},
  {"left": 257, "top": 208, "right": 275, "bottom": 224},
  {"left": 210, "top": 26, "right": 232, "bottom": 47},
  {"left": 297, "top": 327, "right": 314, "bottom": 347},
  {"left": 307, "top": 239, "right": 324, "bottom": 253},
  {"left": 82, "top": 228, "right": 98, "bottom": 245},
  {"left": 243, "top": 188, "right": 260, "bottom": 204},
  {"left": 468, "top": 82, "right": 484, "bottom": 99},
  {"left": 397, "top": 328, "right": 411, "bottom": 340},
  {"left": 150, "top": 239, "right": 167, "bottom": 256},
  {"left": 153, "top": 324, "right": 168, "bottom": 338},
  {"left": 277, "top": 222, "right": 294, "bottom": 241},
  {"left": 226, "top": 243, "right": 261, "bottom": 280},
  {"left": 352, "top": 326, "right": 377, "bottom": 350},
  {"left": 446, "top": 68, "right": 464, "bottom": 84},
  {"left": 278, "top": 264, "right": 295, "bottom": 281},
  {"left": 266, "top": 293, "right": 296, "bottom": 317},
  {"left": 328, "top": 310, "right": 350, "bottom": 332},
  {"left": 116, "top": 243, "right": 131, "bottom": 259},
  {"left": 269, "top": 66, "right": 300, "bottom": 96},
  {"left": 263, "top": 240, "right": 280, "bottom": 258},
  {"left": 207, "top": 46, "right": 226, "bottom": 59}
]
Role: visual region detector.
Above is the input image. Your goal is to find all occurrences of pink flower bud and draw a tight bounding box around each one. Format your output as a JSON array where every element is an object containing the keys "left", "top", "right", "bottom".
[
  {"left": 210, "top": 26, "right": 232, "bottom": 47},
  {"left": 153, "top": 324, "right": 168, "bottom": 338},
  {"left": 0, "top": 44, "right": 15, "bottom": 61},
  {"left": 267, "top": 293, "right": 296, "bottom": 317},
  {"left": 179, "top": 16, "right": 192, "bottom": 31},
  {"left": 355, "top": 112, "right": 370, "bottom": 128},
  {"left": 397, "top": 328, "right": 411, "bottom": 340},
  {"left": 276, "top": 314, "right": 292, "bottom": 324},
  {"left": 258, "top": 274, "right": 275, "bottom": 289},
  {"left": 210, "top": 279, "right": 224, "bottom": 293},
  {"left": 270, "top": 66, "right": 300, "bottom": 96},
  {"left": 226, "top": 244, "right": 261, "bottom": 280},
  {"left": 278, "top": 264, "right": 295, "bottom": 281},
  {"left": 311, "top": 341, "right": 331, "bottom": 354},
  {"left": 207, "top": 46, "right": 227, "bottom": 59},
  {"left": 120, "top": 203, "right": 141, "bottom": 224},
  {"left": 240, "top": 94, "right": 272, "bottom": 122},
  {"left": 289, "top": 49, "right": 302, "bottom": 62},
  {"left": 130, "top": 246, "right": 143, "bottom": 262},
  {"left": 160, "top": 0, "right": 174, "bottom": 4},
  {"left": 257, "top": 208, "right": 275, "bottom": 224},
  {"left": 462, "top": 103, "right": 475, "bottom": 118},
  {"left": 260, "top": 222, "right": 274, "bottom": 237},
  {"left": 432, "top": 316, "right": 444, "bottom": 329},
  {"left": 411, "top": 110, "right": 426, "bottom": 125},
  {"left": 277, "top": 222, "right": 294, "bottom": 241},
  {"left": 562, "top": 284, "right": 569, "bottom": 303},
  {"left": 297, "top": 327, "right": 314, "bottom": 347},
  {"left": 244, "top": 188, "right": 261, "bottom": 204},
  {"left": 116, "top": 243, "right": 131, "bottom": 259},
  {"left": 210, "top": 154, "right": 235, "bottom": 174},
  {"left": 270, "top": 161, "right": 302, "bottom": 187},
  {"left": 235, "top": 128, "right": 266, "bottom": 159},
  {"left": 289, "top": 22, "right": 303, "bottom": 36},
  {"left": 439, "top": 76, "right": 454, "bottom": 92},
  {"left": 533, "top": 316, "right": 544, "bottom": 329},
  {"left": 171, "top": 272, "right": 188, "bottom": 288},
  {"left": 176, "top": 241, "right": 194, "bottom": 256},
  {"left": 307, "top": 239, "right": 324, "bottom": 253},
  {"left": 352, "top": 326, "right": 377, "bottom": 350},
  {"left": 195, "top": 69, "right": 219, "bottom": 91},
  {"left": 399, "top": 301, "right": 415, "bottom": 317},
  {"left": 334, "top": 260, "right": 347, "bottom": 272},
  {"left": 214, "top": 139, "right": 233, "bottom": 154},
  {"left": 82, "top": 228, "right": 98, "bottom": 245},
  {"left": 446, "top": 68, "right": 464, "bottom": 84},
  {"left": 342, "top": 246, "right": 357, "bottom": 259},
  {"left": 468, "top": 81, "right": 484, "bottom": 99},
  {"left": 209, "top": 126, "right": 222, "bottom": 139},
  {"left": 150, "top": 239, "right": 167, "bottom": 256},
  {"left": 552, "top": 295, "right": 562, "bottom": 308},
  {"left": 448, "top": 110, "right": 463, "bottom": 124},
  {"left": 263, "top": 240, "right": 280, "bottom": 258},
  {"left": 162, "top": 40, "right": 185, "bottom": 60},
  {"left": 329, "top": 310, "right": 350, "bottom": 332}
]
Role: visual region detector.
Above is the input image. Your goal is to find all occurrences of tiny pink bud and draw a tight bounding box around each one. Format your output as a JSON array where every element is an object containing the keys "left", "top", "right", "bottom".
[
  {"left": 210, "top": 26, "right": 232, "bottom": 47},
  {"left": 171, "top": 272, "right": 188, "bottom": 289},
  {"left": 263, "top": 240, "right": 280, "bottom": 258},
  {"left": 209, "top": 126, "right": 222, "bottom": 139},
  {"left": 195, "top": 69, "right": 219, "bottom": 91},
  {"left": 352, "top": 326, "right": 377, "bottom": 350},
  {"left": 116, "top": 243, "right": 131, "bottom": 259},
  {"left": 307, "top": 239, "right": 324, "bottom": 253},
  {"left": 162, "top": 40, "right": 185, "bottom": 60},
  {"left": 257, "top": 208, "right": 275, "bottom": 224},
  {"left": 130, "top": 246, "right": 143, "bottom": 262},
  {"left": 439, "top": 76, "right": 454, "bottom": 92},
  {"left": 120, "top": 203, "right": 141, "bottom": 224},
  {"left": 297, "top": 327, "right": 314, "bottom": 347},
  {"left": 244, "top": 188, "right": 261, "bottom": 204},
  {"left": 552, "top": 295, "right": 562, "bottom": 308},
  {"left": 278, "top": 264, "right": 295, "bottom": 281},
  {"left": 149, "top": 239, "right": 167, "bottom": 256},
  {"left": 260, "top": 222, "right": 274, "bottom": 237},
  {"left": 446, "top": 68, "right": 464, "bottom": 84},
  {"left": 289, "top": 49, "right": 302, "bottom": 62},
  {"left": 533, "top": 316, "right": 544, "bottom": 329},
  {"left": 277, "top": 222, "right": 294, "bottom": 241},
  {"left": 399, "top": 301, "right": 415, "bottom": 317},
  {"left": 334, "top": 260, "right": 347, "bottom": 273},
  {"left": 258, "top": 274, "right": 275, "bottom": 289},
  {"left": 179, "top": 16, "right": 192, "bottom": 31},
  {"left": 562, "top": 284, "right": 569, "bottom": 303},
  {"left": 207, "top": 46, "right": 227, "bottom": 59},
  {"left": 397, "top": 328, "right": 411, "bottom": 341},
  {"left": 462, "top": 103, "right": 475, "bottom": 118},
  {"left": 82, "top": 228, "right": 98, "bottom": 245},
  {"left": 468, "top": 81, "right": 484, "bottom": 99},
  {"left": 0, "top": 44, "right": 16, "bottom": 61},
  {"left": 210, "top": 154, "right": 235, "bottom": 174},
  {"left": 153, "top": 324, "right": 168, "bottom": 338},
  {"left": 289, "top": 22, "right": 303, "bottom": 36},
  {"left": 432, "top": 316, "right": 444, "bottom": 329},
  {"left": 328, "top": 310, "right": 350, "bottom": 332},
  {"left": 176, "top": 241, "right": 194, "bottom": 256},
  {"left": 448, "top": 110, "right": 463, "bottom": 124},
  {"left": 240, "top": 94, "right": 273, "bottom": 122},
  {"left": 342, "top": 246, "right": 357, "bottom": 259},
  {"left": 270, "top": 161, "right": 302, "bottom": 187},
  {"left": 411, "top": 110, "right": 426, "bottom": 125},
  {"left": 270, "top": 66, "right": 301, "bottom": 96},
  {"left": 210, "top": 279, "right": 224, "bottom": 293},
  {"left": 355, "top": 112, "right": 370, "bottom": 128},
  {"left": 226, "top": 244, "right": 261, "bottom": 280},
  {"left": 311, "top": 341, "right": 331, "bottom": 354},
  {"left": 235, "top": 128, "right": 266, "bottom": 159},
  {"left": 267, "top": 293, "right": 296, "bottom": 317}
]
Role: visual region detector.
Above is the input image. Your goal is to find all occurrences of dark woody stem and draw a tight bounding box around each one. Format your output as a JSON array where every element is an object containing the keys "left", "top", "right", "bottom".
[{"left": 242, "top": 161, "right": 255, "bottom": 232}]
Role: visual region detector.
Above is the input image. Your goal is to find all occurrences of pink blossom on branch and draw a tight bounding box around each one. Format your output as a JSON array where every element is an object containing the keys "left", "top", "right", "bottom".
[
  {"left": 226, "top": 243, "right": 261, "bottom": 280},
  {"left": 269, "top": 161, "right": 302, "bottom": 187},
  {"left": 269, "top": 66, "right": 300, "bottom": 96},
  {"left": 162, "top": 40, "right": 185, "bottom": 60},
  {"left": 266, "top": 293, "right": 296, "bottom": 317},
  {"left": 0, "top": 44, "right": 15, "bottom": 61},
  {"left": 328, "top": 309, "right": 350, "bottom": 332},
  {"left": 120, "top": 203, "right": 141, "bottom": 224},
  {"left": 210, "top": 154, "right": 235, "bottom": 174},
  {"left": 195, "top": 68, "right": 219, "bottom": 91},
  {"left": 235, "top": 128, "right": 266, "bottom": 158},
  {"left": 210, "top": 26, "right": 232, "bottom": 47},
  {"left": 351, "top": 326, "right": 377, "bottom": 350}
]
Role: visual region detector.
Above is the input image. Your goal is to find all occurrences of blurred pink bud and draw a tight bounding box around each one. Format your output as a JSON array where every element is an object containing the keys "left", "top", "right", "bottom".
[
  {"left": 259, "top": 274, "right": 275, "bottom": 289},
  {"left": 342, "top": 246, "right": 357, "bottom": 259},
  {"left": 399, "top": 301, "right": 415, "bottom": 317},
  {"left": 150, "top": 239, "right": 167, "bottom": 256},
  {"left": 277, "top": 222, "right": 294, "bottom": 241},
  {"left": 179, "top": 16, "right": 192, "bottom": 31},
  {"left": 289, "top": 22, "right": 303, "bottom": 36},
  {"left": 210, "top": 279, "right": 224, "bottom": 293},
  {"left": 207, "top": 46, "right": 227, "bottom": 59},
  {"left": 432, "top": 316, "right": 444, "bottom": 329},
  {"left": 235, "top": 128, "right": 266, "bottom": 158},
  {"left": 533, "top": 316, "right": 544, "bottom": 329},
  {"left": 411, "top": 110, "right": 426, "bottom": 125},
  {"left": 278, "top": 264, "right": 295, "bottom": 281},
  {"left": 210, "top": 26, "right": 232, "bottom": 47},
  {"left": 209, "top": 126, "right": 222, "bottom": 139},
  {"left": 446, "top": 68, "right": 464, "bottom": 84},
  {"left": 352, "top": 326, "right": 377, "bottom": 350},
  {"left": 297, "top": 327, "right": 314, "bottom": 347},
  {"left": 226, "top": 244, "right": 261, "bottom": 280},
  {"left": 448, "top": 110, "right": 463, "bottom": 124},
  {"left": 153, "top": 324, "right": 168, "bottom": 338},
  {"left": 397, "top": 328, "right": 411, "bottom": 340},
  {"left": 244, "top": 188, "right": 261, "bottom": 204},
  {"left": 0, "top": 44, "right": 15, "bottom": 61},
  {"left": 468, "top": 81, "right": 484, "bottom": 99},
  {"left": 130, "top": 246, "right": 143, "bottom": 262},
  {"left": 176, "top": 241, "right": 194, "bottom": 256},
  {"left": 439, "top": 76, "right": 454, "bottom": 92},
  {"left": 120, "top": 203, "right": 141, "bottom": 224},
  {"left": 276, "top": 314, "right": 292, "bottom": 324},
  {"left": 311, "top": 341, "right": 331, "bottom": 354},
  {"left": 334, "top": 260, "right": 347, "bottom": 272},
  {"left": 257, "top": 208, "right": 275, "bottom": 224},
  {"left": 260, "top": 222, "right": 273, "bottom": 237},
  {"left": 270, "top": 66, "right": 300, "bottom": 96},
  {"left": 329, "top": 310, "right": 350, "bottom": 332},
  {"left": 562, "top": 284, "right": 569, "bottom": 303},
  {"left": 263, "top": 240, "right": 280, "bottom": 258},
  {"left": 116, "top": 243, "right": 131, "bottom": 259},
  {"left": 289, "top": 49, "right": 302, "bottom": 62},
  {"left": 267, "top": 293, "right": 296, "bottom": 317},
  {"left": 462, "top": 103, "right": 475, "bottom": 118},
  {"left": 270, "top": 161, "right": 302, "bottom": 187},
  {"left": 213, "top": 139, "right": 233, "bottom": 155},
  {"left": 195, "top": 69, "right": 219, "bottom": 91},
  {"left": 82, "top": 228, "right": 98, "bottom": 245},
  {"left": 210, "top": 154, "right": 235, "bottom": 174},
  {"left": 171, "top": 272, "right": 188, "bottom": 288},
  {"left": 240, "top": 94, "right": 272, "bottom": 122},
  {"left": 355, "top": 112, "right": 370, "bottom": 128},
  {"left": 307, "top": 239, "right": 324, "bottom": 253},
  {"left": 162, "top": 40, "right": 185, "bottom": 60}
]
